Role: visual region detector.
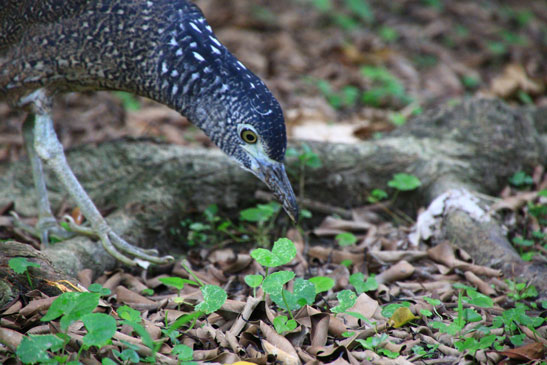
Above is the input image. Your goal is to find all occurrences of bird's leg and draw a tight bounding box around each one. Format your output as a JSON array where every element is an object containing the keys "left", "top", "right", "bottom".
[
  {"left": 23, "top": 89, "right": 173, "bottom": 266},
  {"left": 20, "top": 113, "right": 76, "bottom": 244}
]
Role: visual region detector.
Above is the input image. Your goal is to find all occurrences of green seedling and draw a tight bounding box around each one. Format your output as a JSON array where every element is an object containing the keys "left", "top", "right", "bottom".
[
  {"left": 172, "top": 344, "right": 195, "bottom": 364},
  {"left": 331, "top": 289, "right": 357, "bottom": 314},
  {"left": 349, "top": 272, "right": 378, "bottom": 294},
  {"left": 88, "top": 283, "right": 111, "bottom": 296},
  {"left": 270, "top": 277, "right": 316, "bottom": 311},
  {"left": 340, "top": 259, "right": 353, "bottom": 268},
  {"left": 113, "top": 91, "right": 141, "bottom": 111},
  {"left": 367, "top": 188, "right": 388, "bottom": 204},
  {"left": 388, "top": 173, "right": 421, "bottom": 192},
  {"left": 246, "top": 238, "right": 319, "bottom": 333},
  {"left": 251, "top": 237, "right": 296, "bottom": 267},
  {"left": 286, "top": 143, "right": 322, "bottom": 207},
  {"left": 41, "top": 292, "right": 101, "bottom": 331},
  {"left": 422, "top": 0, "right": 443, "bottom": 10},
  {"left": 244, "top": 274, "right": 264, "bottom": 297},
  {"left": 506, "top": 280, "right": 538, "bottom": 301},
  {"left": 9, "top": 257, "right": 40, "bottom": 289},
  {"left": 273, "top": 315, "right": 298, "bottom": 334},
  {"left": 461, "top": 75, "right": 480, "bottom": 90},
  {"left": 335, "top": 232, "right": 357, "bottom": 247},
  {"left": 81, "top": 313, "right": 117, "bottom": 349},
  {"left": 118, "top": 305, "right": 160, "bottom": 358},
  {"left": 113, "top": 341, "right": 141, "bottom": 364},
  {"left": 311, "top": 0, "right": 373, "bottom": 30},
  {"left": 309, "top": 276, "right": 335, "bottom": 295},
  {"left": 423, "top": 297, "right": 442, "bottom": 318},
  {"left": 411, "top": 344, "right": 439, "bottom": 359},
  {"left": 356, "top": 333, "right": 399, "bottom": 359},
  {"left": 388, "top": 112, "right": 406, "bottom": 126},
  {"left": 361, "top": 66, "right": 412, "bottom": 107},
  {"left": 240, "top": 202, "right": 281, "bottom": 246},
  {"left": 509, "top": 170, "right": 533, "bottom": 188},
  {"left": 195, "top": 284, "right": 227, "bottom": 314},
  {"left": 16, "top": 334, "right": 66, "bottom": 364},
  {"left": 378, "top": 26, "right": 399, "bottom": 43}
]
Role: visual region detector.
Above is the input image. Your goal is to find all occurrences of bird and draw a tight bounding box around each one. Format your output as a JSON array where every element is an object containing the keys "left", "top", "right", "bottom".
[{"left": 0, "top": 0, "right": 299, "bottom": 266}]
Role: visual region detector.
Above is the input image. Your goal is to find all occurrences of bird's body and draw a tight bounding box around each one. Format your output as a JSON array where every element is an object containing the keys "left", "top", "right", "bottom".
[{"left": 0, "top": 0, "right": 298, "bottom": 265}]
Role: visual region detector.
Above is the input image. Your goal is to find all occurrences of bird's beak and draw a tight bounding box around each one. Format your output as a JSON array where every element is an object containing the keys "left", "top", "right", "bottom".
[{"left": 253, "top": 158, "right": 299, "bottom": 222}]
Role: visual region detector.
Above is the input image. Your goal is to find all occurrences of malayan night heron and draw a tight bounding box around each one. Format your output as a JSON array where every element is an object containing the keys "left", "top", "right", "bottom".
[{"left": 0, "top": 0, "right": 298, "bottom": 266}]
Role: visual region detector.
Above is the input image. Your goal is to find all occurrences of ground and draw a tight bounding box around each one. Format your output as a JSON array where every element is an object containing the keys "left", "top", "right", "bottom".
[{"left": 0, "top": 0, "right": 546, "bottom": 364}]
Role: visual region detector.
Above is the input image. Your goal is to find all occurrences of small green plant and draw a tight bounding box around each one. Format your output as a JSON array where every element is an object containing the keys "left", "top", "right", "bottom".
[
  {"left": 9, "top": 257, "right": 40, "bottom": 289},
  {"left": 240, "top": 202, "right": 282, "bottom": 246},
  {"left": 113, "top": 91, "right": 141, "bottom": 111},
  {"left": 177, "top": 204, "right": 233, "bottom": 246},
  {"left": 367, "top": 188, "right": 388, "bottom": 203},
  {"left": 388, "top": 112, "right": 406, "bottom": 126},
  {"left": 461, "top": 75, "right": 480, "bottom": 90},
  {"left": 316, "top": 79, "right": 360, "bottom": 109},
  {"left": 388, "top": 173, "right": 421, "bottom": 192},
  {"left": 356, "top": 333, "right": 399, "bottom": 358},
  {"left": 349, "top": 272, "right": 378, "bottom": 294},
  {"left": 509, "top": 170, "right": 533, "bottom": 188},
  {"left": 159, "top": 276, "right": 199, "bottom": 308},
  {"left": 506, "top": 280, "right": 538, "bottom": 301},
  {"left": 310, "top": 0, "right": 374, "bottom": 30},
  {"left": 245, "top": 238, "right": 319, "bottom": 333},
  {"left": 335, "top": 232, "right": 357, "bottom": 247},
  {"left": 361, "top": 66, "right": 412, "bottom": 107},
  {"left": 172, "top": 344, "right": 195, "bottom": 364},
  {"left": 16, "top": 289, "right": 118, "bottom": 363},
  {"left": 273, "top": 315, "right": 297, "bottom": 334},
  {"left": 378, "top": 26, "right": 399, "bottom": 43},
  {"left": 411, "top": 344, "right": 439, "bottom": 359},
  {"left": 286, "top": 143, "right": 322, "bottom": 205}
]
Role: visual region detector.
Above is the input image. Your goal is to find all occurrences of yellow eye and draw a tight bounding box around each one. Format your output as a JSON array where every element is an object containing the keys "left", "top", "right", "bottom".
[{"left": 241, "top": 129, "right": 258, "bottom": 144}]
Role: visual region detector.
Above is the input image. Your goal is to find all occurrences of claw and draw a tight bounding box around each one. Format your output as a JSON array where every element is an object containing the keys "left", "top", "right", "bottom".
[
  {"left": 11, "top": 211, "right": 74, "bottom": 245},
  {"left": 63, "top": 215, "right": 174, "bottom": 266}
]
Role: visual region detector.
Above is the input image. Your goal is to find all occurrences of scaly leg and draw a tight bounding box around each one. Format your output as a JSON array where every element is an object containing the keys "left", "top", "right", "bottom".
[
  {"left": 21, "top": 90, "right": 173, "bottom": 266},
  {"left": 21, "top": 113, "right": 75, "bottom": 244}
]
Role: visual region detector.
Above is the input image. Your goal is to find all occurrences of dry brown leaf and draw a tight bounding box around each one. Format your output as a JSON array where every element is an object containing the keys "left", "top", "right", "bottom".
[
  {"left": 497, "top": 342, "right": 546, "bottom": 361},
  {"left": 0, "top": 327, "right": 23, "bottom": 351},
  {"left": 490, "top": 191, "right": 538, "bottom": 212},
  {"left": 464, "top": 271, "right": 496, "bottom": 296},
  {"left": 375, "top": 260, "right": 415, "bottom": 285},
  {"left": 19, "top": 296, "right": 56, "bottom": 318},
  {"left": 369, "top": 250, "right": 428, "bottom": 263},
  {"left": 314, "top": 216, "right": 372, "bottom": 236},
  {"left": 490, "top": 64, "right": 544, "bottom": 98},
  {"left": 261, "top": 339, "right": 301, "bottom": 365},
  {"left": 310, "top": 313, "right": 330, "bottom": 347},
  {"left": 308, "top": 246, "right": 364, "bottom": 266},
  {"left": 114, "top": 285, "right": 156, "bottom": 306},
  {"left": 2, "top": 300, "right": 22, "bottom": 316},
  {"left": 428, "top": 242, "right": 501, "bottom": 277},
  {"left": 339, "top": 293, "right": 381, "bottom": 328}
]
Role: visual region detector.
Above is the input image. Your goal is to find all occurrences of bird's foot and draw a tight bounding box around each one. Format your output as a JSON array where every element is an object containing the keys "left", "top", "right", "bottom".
[
  {"left": 11, "top": 212, "right": 75, "bottom": 245},
  {"left": 62, "top": 216, "right": 174, "bottom": 267}
]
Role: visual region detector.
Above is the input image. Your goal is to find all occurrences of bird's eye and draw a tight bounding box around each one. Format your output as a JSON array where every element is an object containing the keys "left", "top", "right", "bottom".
[{"left": 241, "top": 129, "right": 258, "bottom": 144}]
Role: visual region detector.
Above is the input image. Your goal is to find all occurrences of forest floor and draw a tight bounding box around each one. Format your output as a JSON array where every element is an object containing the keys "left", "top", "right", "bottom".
[{"left": 0, "top": 0, "right": 546, "bottom": 364}]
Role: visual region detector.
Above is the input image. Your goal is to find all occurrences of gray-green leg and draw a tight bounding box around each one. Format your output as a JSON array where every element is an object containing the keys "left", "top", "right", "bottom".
[
  {"left": 21, "top": 90, "right": 173, "bottom": 266},
  {"left": 21, "top": 113, "right": 75, "bottom": 244}
]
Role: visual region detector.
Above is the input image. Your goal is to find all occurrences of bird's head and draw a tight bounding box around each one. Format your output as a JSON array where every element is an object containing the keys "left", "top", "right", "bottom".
[
  {"left": 199, "top": 70, "right": 298, "bottom": 221},
  {"left": 157, "top": 7, "right": 298, "bottom": 221}
]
